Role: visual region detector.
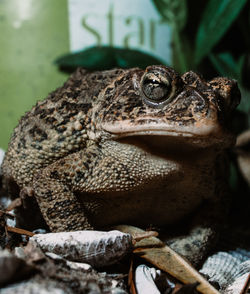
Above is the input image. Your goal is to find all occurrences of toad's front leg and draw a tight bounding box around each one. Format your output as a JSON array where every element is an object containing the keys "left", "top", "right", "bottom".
[
  {"left": 166, "top": 191, "right": 230, "bottom": 267},
  {"left": 33, "top": 145, "right": 104, "bottom": 232}
]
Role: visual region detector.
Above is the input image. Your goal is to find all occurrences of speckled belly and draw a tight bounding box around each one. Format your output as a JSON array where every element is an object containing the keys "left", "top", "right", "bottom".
[{"left": 79, "top": 175, "right": 209, "bottom": 229}]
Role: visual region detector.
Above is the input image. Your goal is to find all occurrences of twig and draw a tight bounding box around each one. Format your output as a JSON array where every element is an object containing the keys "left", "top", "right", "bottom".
[
  {"left": 6, "top": 225, "right": 35, "bottom": 237},
  {"left": 0, "top": 210, "right": 15, "bottom": 219}
]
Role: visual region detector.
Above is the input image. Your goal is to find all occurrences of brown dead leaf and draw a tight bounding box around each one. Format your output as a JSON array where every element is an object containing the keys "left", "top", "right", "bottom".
[
  {"left": 132, "top": 230, "right": 159, "bottom": 242},
  {"left": 128, "top": 259, "right": 137, "bottom": 294},
  {"left": 115, "top": 225, "right": 220, "bottom": 294},
  {"left": 173, "top": 282, "right": 199, "bottom": 293}
]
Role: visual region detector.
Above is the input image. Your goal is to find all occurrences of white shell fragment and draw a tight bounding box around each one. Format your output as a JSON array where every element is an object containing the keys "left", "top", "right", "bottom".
[
  {"left": 223, "top": 272, "right": 250, "bottom": 294},
  {"left": 30, "top": 230, "right": 133, "bottom": 267},
  {"left": 135, "top": 264, "right": 161, "bottom": 294},
  {"left": 199, "top": 249, "right": 250, "bottom": 290}
]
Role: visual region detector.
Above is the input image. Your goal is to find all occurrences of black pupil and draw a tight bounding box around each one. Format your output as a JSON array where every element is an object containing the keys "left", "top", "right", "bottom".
[{"left": 143, "top": 78, "right": 170, "bottom": 102}]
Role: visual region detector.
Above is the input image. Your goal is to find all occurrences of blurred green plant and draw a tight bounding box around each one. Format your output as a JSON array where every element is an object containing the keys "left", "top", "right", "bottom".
[
  {"left": 56, "top": 0, "right": 250, "bottom": 120},
  {"left": 194, "top": 0, "right": 247, "bottom": 65},
  {"left": 151, "top": 0, "right": 188, "bottom": 72},
  {"left": 56, "top": 0, "right": 247, "bottom": 77},
  {"left": 154, "top": 0, "right": 247, "bottom": 73},
  {"left": 55, "top": 47, "right": 163, "bottom": 71}
]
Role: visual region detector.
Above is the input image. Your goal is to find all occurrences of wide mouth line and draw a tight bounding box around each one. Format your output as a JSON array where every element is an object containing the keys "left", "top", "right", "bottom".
[
  {"left": 101, "top": 120, "right": 233, "bottom": 149},
  {"left": 110, "top": 128, "right": 231, "bottom": 153},
  {"left": 101, "top": 118, "right": 222, "bottom": 138},
  {"left": 113, "top": 129, "right": 195, "bottom": 138}
]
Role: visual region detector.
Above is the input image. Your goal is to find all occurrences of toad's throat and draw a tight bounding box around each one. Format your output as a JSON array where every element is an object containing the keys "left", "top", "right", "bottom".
[{"left": 115, "top": 135, "right": 215, "bottom": 162}]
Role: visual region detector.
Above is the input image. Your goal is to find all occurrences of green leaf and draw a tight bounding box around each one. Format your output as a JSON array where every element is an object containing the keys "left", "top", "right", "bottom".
[
  {"left": 209, "top": 52, "right": 244, "bottom": 82},
  {"left": 152, "top": 0, "right": 187, "bottom": 31},
  {"left": 152, "top": 0, "right": 188, "bottom": 73},
  {"left": 55, "top": 46, "right": 164, "bottom": 72},
  {"left": 195, "top": 0, "right": 247, "bottom": 65}
]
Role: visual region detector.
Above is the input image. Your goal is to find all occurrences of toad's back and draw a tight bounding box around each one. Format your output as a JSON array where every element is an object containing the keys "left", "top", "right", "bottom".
[{"left": 1, "top": 68, "right": 127, "bottom": 190}]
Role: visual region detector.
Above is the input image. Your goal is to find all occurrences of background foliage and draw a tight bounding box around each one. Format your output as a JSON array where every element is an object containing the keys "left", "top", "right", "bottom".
[{"left": 56, "top": 0, "right": 250, "bottom": 132}]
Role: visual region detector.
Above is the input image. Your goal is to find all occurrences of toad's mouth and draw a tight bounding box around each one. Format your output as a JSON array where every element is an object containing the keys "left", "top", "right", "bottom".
[
  {"left": 102, "top": 115, "right": 223, "bottom": 137},
  {"left": 102, "top": 118, "right": 234, "bottom": 148}
]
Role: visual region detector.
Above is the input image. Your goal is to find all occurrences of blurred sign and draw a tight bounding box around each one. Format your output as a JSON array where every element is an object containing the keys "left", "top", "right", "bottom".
[{"left": 68, "top": 0, "right": 172, "bottom": 64}]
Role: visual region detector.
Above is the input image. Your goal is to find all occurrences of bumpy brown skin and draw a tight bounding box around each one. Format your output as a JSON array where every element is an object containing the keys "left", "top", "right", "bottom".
[{"left": 1, "top": 65, "right": 240, "bottom": 265}]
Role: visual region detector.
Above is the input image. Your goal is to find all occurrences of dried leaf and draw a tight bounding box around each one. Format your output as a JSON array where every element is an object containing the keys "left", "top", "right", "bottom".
[
  {"left": 128, "top": 259, "right": 137, "bottom": 294},
  {"left": 133, "top": 231, "right": 158, "bottom": 242},
  {"left": 31, "top": 230, "right": 133, "bottom": 268},
  {"left": 116, "top": 225, "right": 220, "bottom": 294},
  {"left": 173, "top": 282, "right": 199, "bottom": 293}
]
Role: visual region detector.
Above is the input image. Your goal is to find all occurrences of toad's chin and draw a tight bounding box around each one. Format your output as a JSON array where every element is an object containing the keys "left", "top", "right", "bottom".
[{"left": 115, "top": 135, "right": 217, "bottom": 162}]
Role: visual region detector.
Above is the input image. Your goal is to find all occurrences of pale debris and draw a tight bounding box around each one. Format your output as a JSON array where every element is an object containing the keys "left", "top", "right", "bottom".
[
  {"left": 0, "top": 278, "right": 67, "bottom": 294},
  {"left": 0, "top": 148, "right": 5, "bottom": 167},
  {"left": 223, "top": 272, "right": 250, "bottom": 294},
  {"left": 200, "top": 250, "right": 250, "bottom": 290},
  {"left": 45, "top": 252, "right": 92, "bottom": 271},
  {"left": 30, "top": 230, "right": 133, "bottom": 267},
  {"left": 14, "top": 247, "right": 26, "bottom": 259},
  {"left": 135, "top": 264, "right": 161, "bottom": 294}
]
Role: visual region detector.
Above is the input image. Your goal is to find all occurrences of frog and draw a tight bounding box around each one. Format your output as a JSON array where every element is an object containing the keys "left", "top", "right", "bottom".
[{"left": 1, "top": 65, "right": 240, "bottom": 265}]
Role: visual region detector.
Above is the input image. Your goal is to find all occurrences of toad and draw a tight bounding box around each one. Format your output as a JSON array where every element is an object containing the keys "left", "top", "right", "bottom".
[{"left": 1, "top": 65, "right": 240, "bottom": 264}]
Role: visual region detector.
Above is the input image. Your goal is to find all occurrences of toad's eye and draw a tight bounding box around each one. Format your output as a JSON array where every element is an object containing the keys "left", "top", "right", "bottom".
[
  {"left": 141, "top": 72, "right": 174, "bottom": 107},
  {"left": 142, "top": 76, "right": 171, "bottom": 102}
]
